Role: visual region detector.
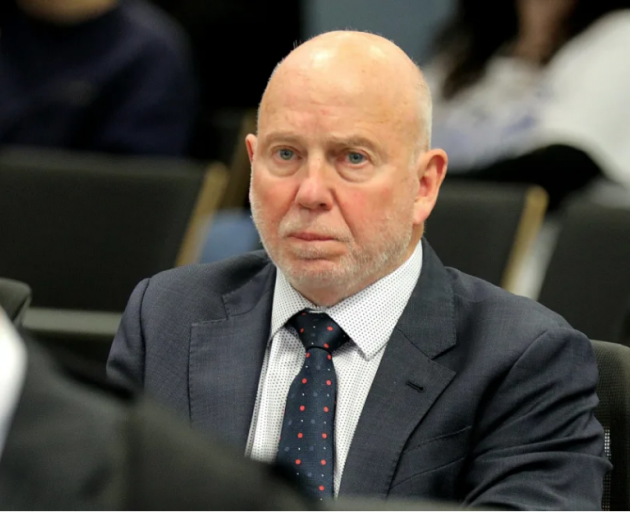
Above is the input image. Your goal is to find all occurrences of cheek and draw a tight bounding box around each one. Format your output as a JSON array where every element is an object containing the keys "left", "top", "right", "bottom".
[
  {"left": 251, "top": 171, "right": 295, "bottom": 221},
  {"left": 338, "top": 186, "right": 392, "bottom": 229},
  {"left": 339, "top": 177, "right": 415, "bottom": 230}
]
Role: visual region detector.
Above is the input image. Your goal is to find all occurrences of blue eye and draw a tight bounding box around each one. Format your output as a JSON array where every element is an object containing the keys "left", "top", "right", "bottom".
[
  {"left": 278, "top": 149, "right": 294, "bottom": 160},
  {"left": 347, "top": 152, "right": 366, "bottom": 164}
]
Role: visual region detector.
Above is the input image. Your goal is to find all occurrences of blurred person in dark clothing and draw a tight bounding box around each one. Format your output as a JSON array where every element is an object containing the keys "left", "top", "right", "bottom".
[
  {"left": 0, "top": 0, "right": 197, "bottom": 156},
  {"left": 0, "top": 306, "right": 315, "bottom": 510},
  {"left": 427, "top": 0, "right": 630, "bottom": 210}
]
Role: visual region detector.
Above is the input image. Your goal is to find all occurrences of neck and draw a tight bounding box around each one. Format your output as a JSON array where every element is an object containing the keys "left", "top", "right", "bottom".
[{"left": 18, "top": 0, "right": 118, "bottom": 24}]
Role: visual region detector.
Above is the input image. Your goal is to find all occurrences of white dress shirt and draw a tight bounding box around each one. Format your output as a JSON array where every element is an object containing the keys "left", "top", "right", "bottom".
[
  {"left": 246, "top": 242, "right": 423, "bottom": 495},
  {"left": 0, "top": 309, "right": 27, "bottom": 462}
]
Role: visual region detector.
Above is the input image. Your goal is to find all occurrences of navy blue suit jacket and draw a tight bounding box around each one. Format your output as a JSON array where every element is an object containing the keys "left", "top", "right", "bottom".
[{"left": 108, "top": 240, "right": 610, "bottom": 509}]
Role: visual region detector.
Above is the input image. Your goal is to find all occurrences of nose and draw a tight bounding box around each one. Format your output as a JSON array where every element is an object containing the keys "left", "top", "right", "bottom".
[{"left": 294, "top": 156, "right": 334, "bottom": 211}]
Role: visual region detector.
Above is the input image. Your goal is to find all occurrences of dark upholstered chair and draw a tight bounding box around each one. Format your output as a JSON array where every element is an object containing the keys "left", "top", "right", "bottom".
[
  {"left": 620, "top": 302, "right": 630, "bottom": 347},
  {"left": 591, "top": 340, "right": 630, "bottom": 510},
  {"left": 0, "top": 148, "right": 227, "bottom": 377},
  {"left": 538, "top": 202, "right": 630, "bottom": 342},
  {"left": 426, "top": 181, "right": 547, "bottom": 291},
  {"left": 0, "top": 147, "right": 227, "bottom": 312}
]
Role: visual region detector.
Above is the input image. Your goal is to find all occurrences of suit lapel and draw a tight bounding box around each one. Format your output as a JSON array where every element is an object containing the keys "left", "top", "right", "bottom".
[
  {"left": 340, "top": 240, "right": 457, "bottom": 497},
  {"left": 189, "top": 262, "right": 276, "bottom": 451}
]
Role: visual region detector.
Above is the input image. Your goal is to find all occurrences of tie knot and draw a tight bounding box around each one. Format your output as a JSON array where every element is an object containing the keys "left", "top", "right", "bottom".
[{"left": 289, "top": 310, "right": 349, "bottom": 353}]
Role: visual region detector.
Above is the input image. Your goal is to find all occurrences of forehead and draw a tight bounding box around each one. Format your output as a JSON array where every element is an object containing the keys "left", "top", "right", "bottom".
[{"left": 258, "top": 63, "right": 418, "bottom": 144}]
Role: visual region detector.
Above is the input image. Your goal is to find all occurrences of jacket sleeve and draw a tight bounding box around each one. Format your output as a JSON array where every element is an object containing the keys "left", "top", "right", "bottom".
[
  {"left": 106, "top": 278, "right": 150, "bottom": 390},
  {"left": 464, "top": 327, "right": 611, "bottom": 510}
]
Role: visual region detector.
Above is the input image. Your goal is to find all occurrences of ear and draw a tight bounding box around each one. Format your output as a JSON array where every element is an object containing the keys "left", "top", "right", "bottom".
[
  {"left": 245, "top": 134, "right": 258, "bottom": 163},
  {"left": 412, "top": 148, "right": 448, "bottom": 226}
]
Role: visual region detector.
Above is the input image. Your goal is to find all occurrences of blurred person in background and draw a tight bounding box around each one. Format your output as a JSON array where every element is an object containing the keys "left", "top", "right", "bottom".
[
  {"left": 0, "top": 0, "right": 197, "bottom": 156},
  {"left": 427, "top": 0, "right": 630, "bottom": 210}
]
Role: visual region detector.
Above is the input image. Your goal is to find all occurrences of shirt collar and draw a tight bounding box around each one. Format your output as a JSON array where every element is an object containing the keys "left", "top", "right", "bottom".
[{"left": 270, "top": 242, "right": 423, "bottom": 360}]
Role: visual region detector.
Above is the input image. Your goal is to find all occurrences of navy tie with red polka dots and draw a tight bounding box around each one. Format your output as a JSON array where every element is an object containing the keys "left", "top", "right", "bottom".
[{"left": 276, "top": 310, "right": 349, "bottom": 499}]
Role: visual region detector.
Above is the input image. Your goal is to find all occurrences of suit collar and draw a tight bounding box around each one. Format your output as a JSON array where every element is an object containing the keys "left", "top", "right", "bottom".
[
  {"left": 220, "top": 256, "right": 277, "bottom": 318},
  {"left": 188, "top": 260, "right": 276, "bottom": 449},
  {"left": 339, "top": 239, "right": 458, "bottom": 496},
  {"left": 396, "top": 238, "right": 457, "bottom": 359}
]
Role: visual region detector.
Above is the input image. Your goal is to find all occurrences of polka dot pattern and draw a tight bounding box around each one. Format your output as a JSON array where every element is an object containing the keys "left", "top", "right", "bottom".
[
  {"left": 276, "top": 311, "right": 349, "bottom": 500},
  {"left": 246, "top": 242, "right": 423, "bottom": 496}
]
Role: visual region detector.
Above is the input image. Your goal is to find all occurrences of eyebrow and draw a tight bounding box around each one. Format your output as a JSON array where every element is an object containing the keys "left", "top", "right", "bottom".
[
  {"left": 262, "top": 131, "right": 304, "bottom": 146},
  {"left": 327, "top": 135, "right": 380, "bottom": 154},
  {"left": 262, "top": 132, "right": 381, "bottom": 154}
]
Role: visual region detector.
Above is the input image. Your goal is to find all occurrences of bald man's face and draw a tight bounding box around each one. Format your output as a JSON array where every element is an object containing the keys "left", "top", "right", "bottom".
[{"left": 247, "top": 42, "right": 444, "bottom": 305}]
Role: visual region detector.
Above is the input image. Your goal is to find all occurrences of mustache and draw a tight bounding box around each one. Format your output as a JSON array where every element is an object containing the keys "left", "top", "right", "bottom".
[{"left": 278, "top": 217, "right": 350, "bottom": 241}]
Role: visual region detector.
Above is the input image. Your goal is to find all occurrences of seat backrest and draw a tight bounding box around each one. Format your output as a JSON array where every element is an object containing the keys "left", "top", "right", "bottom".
[
  {"left": 0, "top": 148, "right": 227, "bottom": 311},
  {"left": 620, "top": 303, "right": 630, "bottom": 347},
  {"left": 220, "top": 108, "right": 257, "bottom": 210},
  {"left": 0, "top": 277, "right": 32, "bottom": 326},
  {"left": 591, "top": 340, "right": 630, "bottom": 510},
  {"left": 426, "top": 181, "right": 547, "bottom": 290},
  {"left": 538, "top": 202, "right": 630, "bottom": 342}
]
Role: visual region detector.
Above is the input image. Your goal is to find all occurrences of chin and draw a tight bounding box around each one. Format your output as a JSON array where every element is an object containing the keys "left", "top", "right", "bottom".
[
  {"left": 282, "top": 257, "right": 349, "bottom": 286},
  {"left": 286, "top": 257, "right": 341, "bottom": 276}
]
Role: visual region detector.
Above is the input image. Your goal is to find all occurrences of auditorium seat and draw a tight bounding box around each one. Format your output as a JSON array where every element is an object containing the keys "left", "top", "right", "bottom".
[
  {"left": 538, "top": 201, "right": 630, "bottom": 342},
  {"left": 426, "top": 181, "right": 548, "bottom": 291},
  {"left": 591, "top": 340, "right": 630, "bottom": 510},
  {"left": 0, "top": 147, "right": 228, "bottom": 374}
]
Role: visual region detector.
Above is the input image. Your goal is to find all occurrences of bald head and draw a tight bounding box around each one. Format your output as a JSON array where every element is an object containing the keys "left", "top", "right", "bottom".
[
  {"left": 259, "top": 31, "right": 432, "bottom": 151},
  {"left": 246, "top": 30, "right": 448, "bottom": 306}
]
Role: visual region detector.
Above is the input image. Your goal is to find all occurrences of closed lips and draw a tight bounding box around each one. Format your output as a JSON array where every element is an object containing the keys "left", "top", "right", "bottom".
[{"left": 290, "top": 233, "right": 335, "bottom": 241}]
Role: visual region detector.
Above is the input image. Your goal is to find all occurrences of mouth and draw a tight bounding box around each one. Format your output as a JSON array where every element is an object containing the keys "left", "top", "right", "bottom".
[{"left": 288, "top": 232, "right": 336, "bottom": 242}]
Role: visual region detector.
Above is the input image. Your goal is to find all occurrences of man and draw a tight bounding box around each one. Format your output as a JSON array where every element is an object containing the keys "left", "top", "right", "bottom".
[
  {"left": 108, "top": 31, "right": 610, "bottom": 508},
  {"left": 0, "top": 307, "right": 316, "bottom": 510},
  {"left": 0, "top": 0, "right": 196, "bottom": 156}
]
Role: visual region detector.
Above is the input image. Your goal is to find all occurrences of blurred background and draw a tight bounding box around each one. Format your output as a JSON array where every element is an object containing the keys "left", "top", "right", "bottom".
[{"left": 1, "top": 0, "right": 630, "bottom": 375}]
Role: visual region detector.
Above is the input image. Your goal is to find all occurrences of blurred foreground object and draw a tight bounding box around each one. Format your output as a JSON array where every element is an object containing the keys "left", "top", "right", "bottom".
[
  {"left": 0, "top": 308, "right": 315, "bottom": 510},
  {"left": 0, "top": 278, "right": 31, "bottom": 326}
]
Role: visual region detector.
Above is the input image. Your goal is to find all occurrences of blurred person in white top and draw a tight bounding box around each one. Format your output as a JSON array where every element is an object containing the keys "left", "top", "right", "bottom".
[{"left": 426, "top": 0, "right": 630, "bottom": 210}]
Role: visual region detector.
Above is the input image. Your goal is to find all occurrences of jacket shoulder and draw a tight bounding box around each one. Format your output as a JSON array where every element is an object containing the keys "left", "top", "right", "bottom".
[
  {"left": 446, "top": 267, "right": 579, "bottom": 342},
  {"left": 134, "top": 251, "right": 272, "bottom": 321},
  {"left": 149, "top": 250, "right": 270, "bottom": 291}
]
